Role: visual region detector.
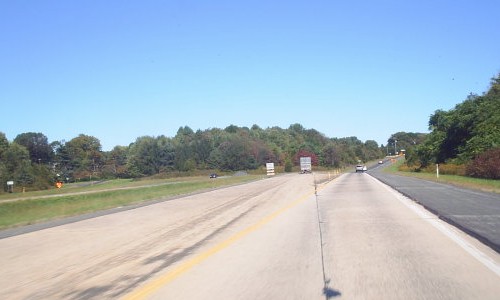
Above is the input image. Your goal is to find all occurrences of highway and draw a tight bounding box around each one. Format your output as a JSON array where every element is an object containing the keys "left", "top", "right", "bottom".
[
  {"left": 0, "top": 172, "right": 499, "bottom": 299},
  {"left": 369, "top": 163, "right": 500, "bottom": 252}
]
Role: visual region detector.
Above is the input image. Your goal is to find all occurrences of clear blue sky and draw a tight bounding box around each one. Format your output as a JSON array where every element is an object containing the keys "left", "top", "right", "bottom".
[{"left": 1, "top": 0, "right": 499, "bottom": 150}]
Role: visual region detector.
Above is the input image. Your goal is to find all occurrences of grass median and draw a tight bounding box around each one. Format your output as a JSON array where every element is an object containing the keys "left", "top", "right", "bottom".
[{"left": 0, "top": 175, "right": 262, "bottom": 230}]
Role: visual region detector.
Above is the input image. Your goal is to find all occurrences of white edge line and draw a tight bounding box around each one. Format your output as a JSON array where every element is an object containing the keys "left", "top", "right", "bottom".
[{"left": 367, "top": 174, "right": 500, "bottom": 277}]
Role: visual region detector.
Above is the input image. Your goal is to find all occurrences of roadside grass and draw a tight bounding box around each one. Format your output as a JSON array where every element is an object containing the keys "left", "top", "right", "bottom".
[
  {"left": 384, "top": 159, "right": 500, "bottom": 194},
  {"left": 0, "top": 177, "right": 207, "bottom": 200},
  {"left": 0, "top": 175, "right": 262, "bottom": 230}
]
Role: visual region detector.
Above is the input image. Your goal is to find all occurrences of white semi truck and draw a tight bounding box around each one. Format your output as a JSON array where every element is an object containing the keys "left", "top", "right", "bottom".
[{"left": 300, "top": 157, "right": 312, "bottom": 173}]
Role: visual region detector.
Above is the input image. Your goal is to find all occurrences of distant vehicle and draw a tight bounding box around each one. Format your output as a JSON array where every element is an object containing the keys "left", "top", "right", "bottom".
[
  {"left": 355, "top": 165, "right": 367, "bottom": 172},
  {"left": 300, "top": 157, "right": 312, "bottom": 174},
  {"left": 378, "top": 160, "right": 384, "bottom": 164},
  {"left": 209, "top": 173, "right": 218, "bottom": 178}
]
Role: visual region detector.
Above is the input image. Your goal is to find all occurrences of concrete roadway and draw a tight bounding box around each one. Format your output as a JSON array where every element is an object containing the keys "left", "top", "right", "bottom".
[
  {"left": 368, "top": 163, "right": 500, "bottom": 252},
  {"left": 0, "top": 172, "right": 499, "bottom": 299}
]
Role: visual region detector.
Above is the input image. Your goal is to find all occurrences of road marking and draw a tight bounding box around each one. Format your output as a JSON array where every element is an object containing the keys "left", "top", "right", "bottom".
[
  {"left": 123, "top": 181, "right": 330, "bottom": 300},
  {"left": 369, "top": 175, "right": 500, "bottom": 277}
]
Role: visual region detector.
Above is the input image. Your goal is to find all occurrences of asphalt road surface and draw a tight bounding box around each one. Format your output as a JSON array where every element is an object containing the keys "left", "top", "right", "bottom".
[
  {"left": 0, "top": 173, "right": 499, "bottom": 299},
  {"left": 369, "top": 162, "right": 500, "bottom": 252}
]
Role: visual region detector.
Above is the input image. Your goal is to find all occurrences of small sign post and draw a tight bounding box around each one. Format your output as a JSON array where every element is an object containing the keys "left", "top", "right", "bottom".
[
  {"left": 266, "top": 163, "right": 275, "bottom": 176},
  {"left": 6, "top": 181, "right": 14, "bottom": 193}
]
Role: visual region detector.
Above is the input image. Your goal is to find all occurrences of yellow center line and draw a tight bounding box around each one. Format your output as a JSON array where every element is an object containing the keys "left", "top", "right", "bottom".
[{"left": 123, "top": 181, "right": 330, "bottom": 300}]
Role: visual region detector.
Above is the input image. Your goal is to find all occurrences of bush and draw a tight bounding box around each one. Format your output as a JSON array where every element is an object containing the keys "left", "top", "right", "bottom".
[
  {"left": 437, "top": 163, "right": 466, "bottom": 176},
  {"left": 466, "top": 148, "right": 500, "bottom": 179},
  {"left": 398, "top": 164, "right": 420, "bottom": 172},
  {"left": 399, "top": 161, "right": 465, "bottom": 175}
]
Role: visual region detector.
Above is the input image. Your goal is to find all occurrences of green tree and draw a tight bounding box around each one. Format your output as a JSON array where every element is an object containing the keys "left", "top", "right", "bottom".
[
  {"left": 192, "top": 130, "right": 213, "bottom": 169},
  {"left": 224, "top": 124, "right": 240, "bottom": 134},
  {"left": 209, "top": 135, "right": 255, "bottom": 171},
  {"left": 386, "top": 132, "right": 427, "bottom": 166},
  {"left": 284, "top": 158, "right": 293, "bottom": 172},
  {"left": 460, "top": 89, "right": 500, "bottom": 160},
  {"left": 127, "top": 136, "right": 163, "bottom": 176},
  {"left": 321, "top": 143, "right": 340, "bottom": 167},
  {"left": 3, "top": 143, "right": 30, "bottom": 175},
  {"left": 0, "top": 132, "right": 9, "bottom": 158},
  {"left": 65, "top": 134, "right": 103, "bottom": 179},
  {"left": 0, "top": 162, "right": 7, "bottom": 192},
  {"left": 414, "top": 74, "right": 500, "bottom": 167},
  {"left": 157, "top": 136, "right": 176, "bottom": 171},
  {"left": 14, "top": 132, "right": 53, "bottom": 164},
  {"left": 102, "top": 146, "right": 129, "bottom": 178},
  {"left": 363, "top": 140, "right": 384, "bottom": 161},
  {"left": 176, "top": 125, "right": 194, "bottom": 137},
  {"left": 1, "top": 143, "right": 38, "bottom": 189},
  {"left": 387, "top": 132, "right": 427, "bottom": 155},
  {"left": 15, "top": 159, "right": 35, "bottom": 187},
  {"left": 52, "top": 140, "right": 73, "bottom": 180}
]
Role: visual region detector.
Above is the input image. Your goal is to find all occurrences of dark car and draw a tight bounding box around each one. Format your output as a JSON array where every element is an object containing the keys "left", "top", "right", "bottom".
[{"left": 209, "top": 173, "right": 218, "bottom": 178}]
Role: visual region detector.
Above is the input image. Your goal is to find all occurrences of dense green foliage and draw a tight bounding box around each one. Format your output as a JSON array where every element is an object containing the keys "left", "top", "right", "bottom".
[
  {"left": 0, "top": 124, "right": 384, "bottom": 192},
  {"left": 408, "top": 74, "right": 500, "bottom": 179},
  {"left": 386, "top": 132, "right": 427, "bottom": 155}
]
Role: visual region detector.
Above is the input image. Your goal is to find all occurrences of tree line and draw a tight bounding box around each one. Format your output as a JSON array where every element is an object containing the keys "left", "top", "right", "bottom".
[
  {"left": 0, "top": 123, "right": 385, "bottom": 192},
  {"left": 3, "top": 73, "right": 498, "bottom": 191},
  {"left": 402, "top": 74, "right": 500, "bottom": 179}
]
